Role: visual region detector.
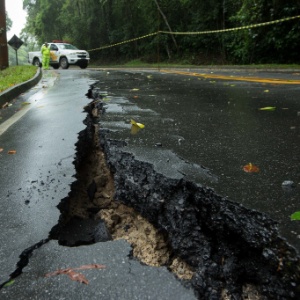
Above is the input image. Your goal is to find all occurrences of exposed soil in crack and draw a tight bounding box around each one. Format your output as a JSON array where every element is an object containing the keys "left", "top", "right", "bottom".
[
  {"left": 49, "top": 97, "right": 194, "bottom": 282},
  {"left": 48, "top": 86, "right": 300, "bottom": 300},
  {"left": 99, "top": 201, "right": 194, "bottom": 280}
]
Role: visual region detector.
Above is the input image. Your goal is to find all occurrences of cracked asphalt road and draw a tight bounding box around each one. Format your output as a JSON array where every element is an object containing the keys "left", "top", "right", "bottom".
[
  {"left": 0, "top": 67, "right": 300, "bottom": 299},
  {"left": 89, "top": 67, "right": 300, "bottom": 251},
  {"left": 0, "top": 69, "right": 196, "bottom": 299}
]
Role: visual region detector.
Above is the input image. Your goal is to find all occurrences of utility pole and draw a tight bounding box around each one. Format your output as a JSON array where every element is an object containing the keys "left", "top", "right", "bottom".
[{"left": 0, "top": 0, "right": 9, "bottom": 70}]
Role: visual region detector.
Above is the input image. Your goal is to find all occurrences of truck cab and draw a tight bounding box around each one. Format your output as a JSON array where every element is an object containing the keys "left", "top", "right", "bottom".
[{"left": 48, "top": 42, "right": 90, "bottom": 69}]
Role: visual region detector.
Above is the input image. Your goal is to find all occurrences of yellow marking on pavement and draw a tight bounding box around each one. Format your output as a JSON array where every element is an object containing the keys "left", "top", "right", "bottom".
[{"left": 160, "top": 70, "right": 300, "bottom": 85}]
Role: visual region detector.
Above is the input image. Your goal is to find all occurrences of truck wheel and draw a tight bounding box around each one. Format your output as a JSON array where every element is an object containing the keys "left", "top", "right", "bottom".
[
  {"left": 33, "top": 58, "right": 41, "bottom": 67},
  {"left": 60, "top": 57, "right": 69, "bottom": 69},
  {"left": 79, "top": 63, "right": 88, "bottom": 69}
]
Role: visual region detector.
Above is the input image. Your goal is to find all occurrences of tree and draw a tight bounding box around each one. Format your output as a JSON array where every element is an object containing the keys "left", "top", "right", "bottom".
[
  {"left": 0, "top": 0, "right": 9, "bottom": 69},
  {"left": 153, "top": 0, "right": 178, "bottom": 51},
  {"left": 20, "top": 0, "right": 300, "bottom": 64}
]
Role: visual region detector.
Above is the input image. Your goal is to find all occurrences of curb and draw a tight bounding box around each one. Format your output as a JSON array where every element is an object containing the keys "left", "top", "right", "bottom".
[{"left": 0, "top": 68, "right": 42, "bottom": 107}]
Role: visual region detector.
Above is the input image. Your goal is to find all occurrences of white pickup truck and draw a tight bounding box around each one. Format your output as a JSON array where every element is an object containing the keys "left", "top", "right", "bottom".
[{"left": 28, "top": 42, "right": 90, "bottom": 69}]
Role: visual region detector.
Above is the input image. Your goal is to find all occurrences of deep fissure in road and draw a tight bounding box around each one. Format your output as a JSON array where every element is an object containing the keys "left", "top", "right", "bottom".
[
  {"left": 49, "top": 93, "right": 194, "bottom": 280},
  {"left": 50, "top": 86, "right": 300, "bottom": 299}
]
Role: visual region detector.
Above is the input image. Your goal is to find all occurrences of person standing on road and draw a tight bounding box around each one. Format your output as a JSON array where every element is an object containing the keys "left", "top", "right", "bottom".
[{"left": 41, "top": 42, "right": 50, "bottom": 70}]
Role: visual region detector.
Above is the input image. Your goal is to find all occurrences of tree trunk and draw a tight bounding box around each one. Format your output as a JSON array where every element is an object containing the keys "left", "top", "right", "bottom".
[
  {"left": 0, "top": 0, "right": 9, "bottom": 69},
  {"left": 153, "top": 0, "right": 178, "bottom": 51}
]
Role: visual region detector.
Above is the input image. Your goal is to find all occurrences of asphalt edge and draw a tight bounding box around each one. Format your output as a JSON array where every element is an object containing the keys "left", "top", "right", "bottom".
[{"left": 0, "top": 67, "right": 42, "bottom": 107}]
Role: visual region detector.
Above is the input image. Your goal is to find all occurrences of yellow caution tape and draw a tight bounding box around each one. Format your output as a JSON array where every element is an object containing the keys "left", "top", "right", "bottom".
[
  {"left": 88, "top": 32, "right": 158, "bottom": 52},
  {"left": 88, "top": 15, "right": 300, "bottom": 52},
  {"left": 160, "top": 15, "right": 300, "bottom": 35}
]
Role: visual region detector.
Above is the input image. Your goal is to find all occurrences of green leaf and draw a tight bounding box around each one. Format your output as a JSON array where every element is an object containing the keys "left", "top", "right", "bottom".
[
  {"left": 4, "top": 280, "right": 15, "bottom": 288},
  {"left": 259, "top": 107, "right": 276, "bottom": 111},
  {"left": 290, "top": 211, "right": 300, "bottom": 221}
]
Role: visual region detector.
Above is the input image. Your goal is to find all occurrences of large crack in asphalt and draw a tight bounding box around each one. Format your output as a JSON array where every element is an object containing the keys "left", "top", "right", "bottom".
[
  {"left": 48, "top": 85, "right": 300, "bottom": 299},
  {"left": 85, "top": 86, "right": 300, "bottom": 299},
  {"left": 2, "top": 84, "right": 300, "bottom": 299},
  {"left": 48, "top": 89, "right": 195, "bottom": 280}
]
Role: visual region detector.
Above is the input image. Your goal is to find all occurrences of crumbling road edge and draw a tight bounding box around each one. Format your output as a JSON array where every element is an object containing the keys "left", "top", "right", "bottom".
[{"left": 88, "top": 86, "right": 300, "bottom": 300}]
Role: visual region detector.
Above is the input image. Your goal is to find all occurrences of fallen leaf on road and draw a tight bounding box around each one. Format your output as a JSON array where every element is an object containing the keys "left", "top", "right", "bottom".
[
  {"left": 259, "top": 106, "right": 276, "bottom": 111},
  {"left": 264, "top": 90, "right": 270, "bottom": 93},
  {"left": 131, "top": 125, "right": 141, "bottom": 135},
  {"left": 291, "top": 211, "right": 300, "bottom": 221},
  {"left": 131, "top": 88, "right": 139, "bottom": 92},
  {"left": 8, "top": 150, "right": 17, "bottom": 155},
  {"left": 243, "top": 163, "right": 260, "bottom": 173},
  {"left": 21, "top": 102, "right": 31, "bottom": 106},
  {"left": 45, "top": 264, "right": 106, "bottom": 285},
  {"left": 66, "top": 270, "right": 89, "bottom": 284},
  {"left": 76, "top": 264, "right": 106, "bottom": 270},
  {"left": 130, "top": 119, "right": 145, "bottom": 129},
  {"left": 0, "top": 148, "right": 3, "bottom": 152},
  {"left": 46, "top": 269, "right": 89, "bottom": 284},
  {"left": 3, "top": 280, "right": 15, "bottom": 288}
]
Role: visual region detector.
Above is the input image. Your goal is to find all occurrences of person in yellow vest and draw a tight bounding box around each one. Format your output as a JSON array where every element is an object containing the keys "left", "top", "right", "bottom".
[{"left": 41, "top": 42, "right": 51, "bottom": 70}]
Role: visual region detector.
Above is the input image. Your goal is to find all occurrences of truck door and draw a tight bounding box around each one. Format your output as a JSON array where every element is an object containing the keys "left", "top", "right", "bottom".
[{"left": 50, "top": 44, "right": 59, "bottom": 63}]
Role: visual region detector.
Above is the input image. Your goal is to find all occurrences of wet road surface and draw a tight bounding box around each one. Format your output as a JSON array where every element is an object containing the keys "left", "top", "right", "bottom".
[
  {"left": 89, "top": 68, "right": 300, "bottom": 251},
  {"left": 1, "top": 67, "right": 300, "bottom": 299},
  {"left": 0, "top": 70, "right": 90, "bottom": 276},
  {"left": 0, "top": 69, "right": 196, "bottom": 299}
]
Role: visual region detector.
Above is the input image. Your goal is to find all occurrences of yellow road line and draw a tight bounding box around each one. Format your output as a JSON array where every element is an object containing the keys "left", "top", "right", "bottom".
[{"left": 160, "top": 70, "right": 300, "bottom": 85}]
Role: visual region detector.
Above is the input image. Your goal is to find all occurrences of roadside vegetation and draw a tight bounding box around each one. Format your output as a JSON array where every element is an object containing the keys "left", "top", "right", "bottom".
[
  {"left": 96, "top": 59, "right": 300, "bottom": 70},
  {"left": 0, "top": 65, "right": 38, "bottom": 93},
  {"left": 21, "top": 0, "right": 300, "bottom": 65}
]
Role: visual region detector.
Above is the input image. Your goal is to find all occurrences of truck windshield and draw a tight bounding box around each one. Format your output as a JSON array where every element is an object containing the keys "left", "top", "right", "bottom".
[{"left": 58, "top": 44, "right": 79, "bottom": 50}]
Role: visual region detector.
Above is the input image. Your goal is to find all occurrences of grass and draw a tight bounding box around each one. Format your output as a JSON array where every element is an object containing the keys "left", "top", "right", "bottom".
[
  {"left": 123, "top": 60, "right": 300, "bottom": 69},
  {"left": 90, "top": 58, "right": 300, "bottom": 69},
  {"left": 0, "top": 65, "right": 38, "bottom": 93}
]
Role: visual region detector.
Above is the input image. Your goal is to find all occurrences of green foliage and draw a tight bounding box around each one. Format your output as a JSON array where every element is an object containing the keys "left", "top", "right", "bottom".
[
  {"left": 0, "top": 66, "right": 37, "bottom": 93},
  {"left": 226, "top": 0, "right": 300, "bottom": 63},
  {"left": 6, "top": 12, "right": 12, "bottom": 31},
  {"left": 21, "top": 0, "right": 300, "bottom": 64}
]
